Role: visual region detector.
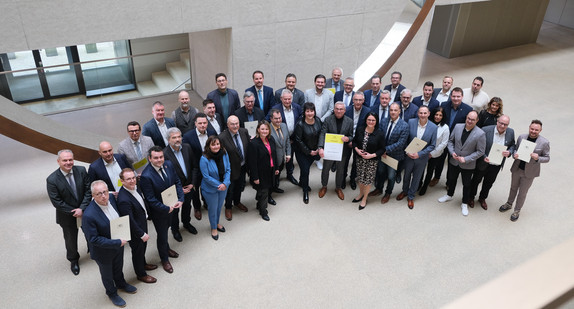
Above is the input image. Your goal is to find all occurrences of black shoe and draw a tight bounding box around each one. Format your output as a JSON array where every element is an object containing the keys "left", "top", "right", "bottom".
[
  {"left": 350, "top": 181, "right": 357, "bottom": 190},
  {"left": 212, "top": 234, "right": 219, "bottom": 241},
  {"left": 341, "top": 182, "right": 346, "bottom": 189},
  {"left": 395, "top": 173, "right": 402, "bottom": 184},
  {"left": 172, "top": 231, "right": 183, "bottom": 242},
  {"left": 352, "top": 196, "right": 363, "bottom": 203},
  {"left": 184, "top": 224, "right": 198, "bottom": 235},
  {"left": 303, "top": 191, "right": 309, "bottom": 204},
  {"left": 288, "top": 175, "right": 299, "bottom": 186},
  {"left": 261, "top": 215, "right": 270, "bottom": 221},
  {"left": 419, "top": 185, "right": 427, "bottom": 196},
  {"left": 273, "top": 187, "right": 285, "bottom": 193},
  {"left": 217, "top": 226, "right": 226, "bottom": 233},
  {"left": 268, "top": 197, "right": 276, "bottom": 205},
  {"left": 331, "top": 165, "right": 337, "bottom": 172},
  {"left": 359, "top": 204, "right": 366, "bottom": 210},
  {"left": 70, "top": 261, "right": 80, "bottom": 276}
]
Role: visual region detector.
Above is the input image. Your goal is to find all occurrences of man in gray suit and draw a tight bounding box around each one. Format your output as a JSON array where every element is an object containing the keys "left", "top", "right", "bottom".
[
  {"left": 438, "top": 111, "right": 486, "bottom": 216},
  {"left": 305, "top": 74, "right": 334, "bottom": 122},
  {"left": 500, "top": 119, "right": 550, "bottom": 221},
  {"left": 269, "top": 109, "right": 292, "bottom": 195},
  {"left": 118, "top": 121, "right": 155, "bottom": 167},
  {"left": 470, "top": 115, "right": 515, "bottom": 210},
  {"left": 317, "top": 102, "right": 354, "bottom": 200}
]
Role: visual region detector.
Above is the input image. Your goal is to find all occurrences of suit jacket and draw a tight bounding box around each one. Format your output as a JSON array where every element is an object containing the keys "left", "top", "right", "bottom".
[
  {"left": 325, "top": 78, "right": 344, "bottom": 92},
  {"left": 219, "top": 128, "right": 250, "bottom": 180},
  {"left": 510, "top": 134, "right": 550, "bottom": 178},
  {"left": 412, "top": 95, "right": 440, "bottom": 112},
  {"left": 363, "top": 89, "right": 381, "bottom": 108},
  {"left": 81, "top": 196, "right": 123, "bottom": 262},
  {"left": 117, "top": 186, "right": 149, "bottom": 240},
  {"left": 270, "top": 122, "right": 291, "bottom": 165},
  {"left": 400, "top": 103, "right": 419, "bottom": 122},
  {"left": 182, "top": 128, "right": 217, "bottom": 167},
  {"left": 334, "top": 90, "right": 355, "bottom": 107},
  {"left": 432, "top": 88, "right": 451, "bottom": 103},
  {"left": 441, "top": 101, "right": 473, "bottom": 132},
  {"left": 380, "top": 118, "right": 409, "bottom": 161},
  {"left": 345, "top": 105, "right": 370, "bottom": 131},
  {"left": 142, "top": 118, "right": 176, "bottom": 148},
  {"left": 267, "top": 103, "right": 303, "bottom": 135},
  {"left": 88, "top": 154, "right": 131, "bottom": 192},
  {"left": 139, "top": 160, "right": 184, "bottom": 220},
  {"left": 199, "top": 153, "right": 231, "bottom": 193},
  {"left": 352, "top": 127, "right": 386, "bottom": 158},
  {"left": 207, "top": 114, "right": 224, "bottom": 134},
  {"left": 234, "top": 106, "right": 266, "bottom": 128},
  {"left": 406, "top": 118, "right": 437, "bottom": 160},
  {"left": 448, "top": 124, "right": 486, "bottom": 170},
  {"left": 47, "top": 165, "right": 92, "bottom": 226},
  {"left": 371, "top": 104, "right": 390, "bottom": 126},
  {"left": 477, "top": 125, "right": 516, "bottom": 170},
  {"left": 383, "top": 84, "right": 406, "bottom": 103},
  {"left": 274, "top": 87, "right": 305, "bottom": 107},
  {"left": 318, "top": 114, "right": 354, "bottom": 159},
  {"left": 304, "top": 89, "right": 334, "bottom": 122},
  {"left": 207, "top": 88, "right": 241, "bottom": 121},
  {"left": 117, "top": 136, "right": 154, "bottom": 166},
  {"left": 246, "top": 85, "right": 275, "bottom": 115},
  {"left": 248, "top": 137, "right": 278, "bottom": 189},
  {"left": 163, "top": 143, "right": 198, "bottom": 187}
]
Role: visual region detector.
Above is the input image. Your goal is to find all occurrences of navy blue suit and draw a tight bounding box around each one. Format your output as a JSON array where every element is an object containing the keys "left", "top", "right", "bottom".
[
  {"left": 345, "top": 105, "right": 371, "bottom": 129},
  {"left": 334, "top": 90, "right": 355, "bottom": 107},
  {"left": 412, "top": 95, "right": 440, "bottom": 112},
  {"left": 441, "top": 101, "right": 473, "bottom": 132},
  {"left": 234, "top": 106, "right": 266, "bottom": 128},
  {"left": 142, "top": 118, "right": 176, "bottom": 148},
  {"left": 117, "top": 186, "right": 150, "bottom": 277},
  {"left": 267, "top": 103, "right": 303, "bottom": 129},
  {"left": 246, "top": 85, "right": 276, "bottom": 115},
  {"left": 383, "top": 84, "right": 406, "bottom": 103},
  {"left": 375, "top": 118, "right": 409, "bottom": 194},
  {"left": 363, "top": 89, "right": 381, "bottom": 108},
  {"left": 402, "top": 119, "right": 437, "bottom": 199},
  {"left": 88, "top": 154, "right": 131, "bottom": 192},
  {"left": 400, "top": 103, "right": 419, "bottom": 122},
  {"left": 207, "top": 88, "right": 241, "bottom": 121}
]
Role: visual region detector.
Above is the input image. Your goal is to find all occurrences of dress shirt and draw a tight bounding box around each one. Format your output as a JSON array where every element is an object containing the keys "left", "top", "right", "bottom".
[
  {"left": 208, "top": 116, "right": 221, "bottom": 134},
  {"left": 283, "top": 106, "right": 295, "bottom": 134},
  {"left": 103, "top": 158, "right": 123, "bottom": 191},
  {"left": 353, "top": 108, "right": 361, "bottom": 133},
  {"left": 132, "top": 139, "right": 143, "bottom": 160},
  {"left": 370, "top": 91, "right": 380, "bottom": 107},
  {"left": 386, "top": 119, "right": 396, "bottom": 136},
  {"left": 417, "top": 120, "right": 428, "bottom": 139},
  {"left": 343, "top": 92, "right": 352, "bottom": 106},
  {"left": 170, "top": 145, "right": 188, "bottom": 177},
  {"left": 436, "top": 90, "right": 450, "bottom": 103},
  {"left": 155, "top": 119, "right": 169, "bottom": 147},
  {"left": 153, "top": 165, "right": 167, "bottom": 181},
  {"left": 233, "top": 133, "right": 245, "bottom": 165},
  {"left": 126, "top": 186, "right": 148, "bottom": 220},
  {"left": 96, "top": 201, "right": 120, "bottom": 221},
  {"left": 196, "top": 129, "right": 208, "bottom": 149},
  {"left": 421, "top": 97, "right": 431, "bottom": 106},
  {"left": 390, "top": 87, "right": 399, "bottom": 103}
]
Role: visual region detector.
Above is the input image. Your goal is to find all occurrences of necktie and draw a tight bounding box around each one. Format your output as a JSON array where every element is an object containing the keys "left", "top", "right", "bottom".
[
  {"left": 258, "top": 89, "right": 264, "bottom": 110},
  {"left": 159, "top": 167, "right": 168, "bottom": 183},
  {"left": 344, "top": 94, "right": 349, "bottom": 106},
  {"left": 276, "top": 127, "right": 284, "bottom": 141},
  {"left": 386, "top": 121, "right": 394, "bottom": 142},
  {"left": 234, "top": 133, "right": 244, "bottom": 161},
  {"left": 66, "top": 173, "right": 78, "bottom": 199},
  {"left": 134, "top": 141, "right": 142, "bottom": 160}
]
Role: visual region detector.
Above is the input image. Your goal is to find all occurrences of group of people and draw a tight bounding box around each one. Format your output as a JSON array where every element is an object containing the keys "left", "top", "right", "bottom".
[{"left": 46, "top": 69, "right": 550, "bottom": 307}]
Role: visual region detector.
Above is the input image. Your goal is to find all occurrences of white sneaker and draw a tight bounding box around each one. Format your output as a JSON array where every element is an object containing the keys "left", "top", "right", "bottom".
[
  {"left": 315, "top": 160, "right": 323, "bottom": 170},
  {"left": 461, "top": 203, "right": 469, "bottom": 216},
  {"left": 438, "top": 195, "right": 453, "bottom": 203}
]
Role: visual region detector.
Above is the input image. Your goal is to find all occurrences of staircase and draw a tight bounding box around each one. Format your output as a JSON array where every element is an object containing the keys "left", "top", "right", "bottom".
[{"left": 137, "top": 52, "right": 191, "bottom": 96}]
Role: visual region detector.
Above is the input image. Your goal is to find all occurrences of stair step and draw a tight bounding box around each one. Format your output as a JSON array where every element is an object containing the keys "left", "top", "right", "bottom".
[
  {"left": 151, "top": 71, "right": 178, "bottom": 92},
  {"left": 180, "top": 52, "right": 190, "bottom": 69},
  {"left": 166, "top": 61, "right": 191, "bottom": 85},
  {"left": 137, "top": 80, "right": 161, "bottom": 96}
]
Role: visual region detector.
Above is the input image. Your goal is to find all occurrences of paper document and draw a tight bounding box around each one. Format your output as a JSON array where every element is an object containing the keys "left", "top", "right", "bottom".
[
  {"left": 133, "top": 157, "right": 148, "bottom": 175},
  {"left": 516, "top": 140, "right": 535, "bottom": 163},
  {"left": 323, "top": 133, "right": 344, "bottom": 161},
  {"left": 326, "top": 88, "right": 336, "bottom": 95},
  {"left": 488, "top": 143, "right": 507, "bottom": 166},
  {"left": 405, "top": 137, "right": 427, "bottom": 154},
  {"left": 381, "top": 155, "right": 398, "bottom": 170},
  {"left": 161, "top": 185, "right": 179, "bottom": 207},
  {"left": 245, "top": 121, "right": 258, "bottom": 137},
  {"left": 110, "top": 215, "right": 131, "bottom": 241}
]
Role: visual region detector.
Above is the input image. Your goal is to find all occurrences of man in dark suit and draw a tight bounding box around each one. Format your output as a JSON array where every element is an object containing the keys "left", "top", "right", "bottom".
[
  {"left": 432, "top": 75, "right": 454, "bottom": 104},
  {"left": 363, "top": 75, "right": 382, "bottom": 108},
  {"left": 88, "top": 141, "right": 131, "bottom": 195},
  {"left": 269, "top": 109, "right": 292, "bottom": 198},
  {"left": 219, "top": 115, "right": 250, "bottom": 220},
  {"left": 183, "top": 113, "right": 217, "bottom": 220},
  {"left": 207, "top": 73, "right": 241, "bottom": 122},
  {"left": 163, "top": 128, "right": 199, "bottom": 242},
  {"left": 438, "top": 111, "right": 486, "bottom": 216},
  {"left": 398, "top": 89, "right": 419, "bottom": 122},
  {"left": 371, "top": 90, "right": 392, "bottom": 125},
  {"left": 203, "top": 99, "right": 224, "bottom": 134},
  {"left": 325, "top": 67, "right": 344, "bottom": 92},
  {"left": 274, "top": 73, "right": 305, "bottom": 107},
  {"left": 500, "top": 119, "right": 550, "bottom": 221},
  {"left": 246, "top": 70, "right": 275, "bottom": 115},
  {"left": 234, "top": 91, "right": 265, "bottom": 128},
  {"left": 470, "top": 115, "right": 515, "bottom": 210},
  {"left": 334, "top": 77, "right": 355, "bottom": 108},
  {"left": 383, "top": 71, "right": 406, "bottom": 103},
  {"left": 413, "top": 81, "right": 440, "bottom": 112},
  {"left": 142, "top": 101, "right": 176, "bottom": 148},
  {"left": 46, "top": 149, "right": 92, "bottom": 275},
  {"left": 82, "top": 180, "right": 136, "bottom": 307},
  {"left": 441, "top": 87, "right": 473, "bottom": 132},
  {"left": 344, "top": 91, "right": 370, "bottom": 190},
  {"left": 117, "top": 168, "right": 157, "bottom": 284},
  {"left": 317, "top": 102, "right": 354, "bottom": 200},
  {"left": 139, "top": 146, "right": 184, "bottom": 274}
]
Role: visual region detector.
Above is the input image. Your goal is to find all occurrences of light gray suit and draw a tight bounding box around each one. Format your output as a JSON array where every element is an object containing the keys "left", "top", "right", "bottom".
[
  {"left": 305, "top": 89, "right": 334, "bottom": 122},
  {"left": 117, "top": 135, "right": 154, "bottom": 166},
  {"left": 318, "top": 114, "right": 354, "bottom": 189},
  {"left": 270, "top": 123, "right": 291, "bottom": 166}
]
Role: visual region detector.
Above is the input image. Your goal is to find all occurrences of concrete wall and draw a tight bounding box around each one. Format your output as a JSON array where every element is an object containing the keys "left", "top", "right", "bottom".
[
  {"left": 189, "top": 29, "right": 232, "bottom": 99},
  {"left": 545, "top": 0, "right": 574, "bottom": 28},
  {"left": 130, "top": 33, "right": 189, "bottom": 82}
]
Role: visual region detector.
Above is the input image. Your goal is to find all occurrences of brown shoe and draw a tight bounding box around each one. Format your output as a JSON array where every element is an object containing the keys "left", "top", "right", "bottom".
[
  {"left": 408, "top": 199, "right": 414, "bottom": 209},
  {"left": 429, "top": 178, "right": 439, "bottom": 187},
  {"left": 168, "top": 249, "right": 179, "bottom": 258},
  {"left": 368, "top": 189, "right": 382, "bottom": 197},
  {"left": 381, "top": 194, "right": 390, "bottom": 204},
  {"left": 161, "top": 261, "right": 173, "bottom": 273},
  {"left": 396, "top": 192, "right": 407, "bottom": 200},
  {"left": 235, "top": 203, "right": 248, "bottom": 212},
  {"left": 225, "top": 208, "right": 232, "bottom": 221},
  {"left": 468, "top": 200, "right": 475, "bottom": 208},
  {"left": 479, "top": 198, "right": 488, "bottom": 210},
  {"left": 137, "top": 275, "right": 157, "bottom": 283},
  {"left": 335, "top": 188, "right": 344, "bottom": 200},
  {"left": 194, "top": 210, "right": 202, "bottom": 220},
  {"left": 318, "top": 186, "right": 327, "bottom": 198},
  {"left": 144, "top": 264, "right": 158, "bottom": 271}
]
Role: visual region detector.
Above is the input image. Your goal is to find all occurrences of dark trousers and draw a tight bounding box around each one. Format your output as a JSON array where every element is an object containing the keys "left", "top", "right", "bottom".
[
  {"left": 375, "top": 161, "right": 397, "bottom": 194},
  {"left": 343, "top": 149, "right": 357, "bottom": 184},
  {"left": 128, "top": 238, "right": 148, "bottom": 277},
  {"left": 470, "top": 164, "right": 502, "bottom": 200},
  {"left": 422, "top": 155, "right": 444, "bottom": 187},
  {"left": 226, "top": 164, "right": 247, "bottom": 209},
  {"left": 286, "top": 139, "right": 296, "bottom": 177},
  {"left": 272, "top": 161, "right": 285, "bottom": 190},
  {"left": 433, "top": 151, "right": 448, "bottom": 180},
  {"left": 171, "top": 191, "right": 192, "bottom": 230},
  {"left": 94, "top": 247, "right": 126, "bottom": 296},
  {"left": 255, "top": 187, "right": 270, "bottom": 216},
  {"left": 151, "top": 213, "right": 171, "bottom": 262},
  {"left": 60, "top": 223, "right": 80, "bottom": 262},
  {"left": 446, "top": 162, "right": 473, "bottom": 203},
  {"left": 295, "top": 150, "right": 319, "bottom": 190}
]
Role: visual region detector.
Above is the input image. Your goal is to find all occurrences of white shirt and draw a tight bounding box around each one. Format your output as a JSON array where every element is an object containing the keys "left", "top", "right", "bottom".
[
  {"left": 417, "top": 120, "right": 428, "bottom": 139},
  {"left": 430, "top": 124, "right": 449, "bottom": 158},
  {"left": 126, "top": 186, "right": 148, "bottom": 220},
  {"left": 155, "top": 119, "right": 169, "bottom": 146},
  {"left": 436, "top": 90, "right": 451, "bottom": 104},
  {"left": 103, "top": 158, "right": 122, "bottom": 191},
  {"left": 208, "top": 116, "right": 221, "bottom": 134},
  {"left": 353, "top": 108, "right": 362, "bottom": 134},
  {"left": 196, "top": 129, "right": 208, "bottom": 149},
  {"left": 462, "top": 88, "right": 489, "bottom": 111},
  {"left": 96, "top": 201, "right": 119, "bottom": 221},
  {"left": 283, "top": 106, "right": 295, "bottom": 134}
]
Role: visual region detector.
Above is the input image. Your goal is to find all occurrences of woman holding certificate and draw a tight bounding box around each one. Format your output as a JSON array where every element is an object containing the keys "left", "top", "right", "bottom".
[
  {"left": 294, "top": 102, "right": 322, "bottom": 204},
  {"left": 200, "top": 136, "right": 231, "bottom": 241},
  {"left": 351, "top": 113, "right": 386, "bottom": 210}
]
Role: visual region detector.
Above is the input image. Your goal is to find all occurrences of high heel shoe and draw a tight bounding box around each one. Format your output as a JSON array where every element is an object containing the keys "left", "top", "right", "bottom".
[
  {"left": 352, "top": 196, "right": 363, "bottom": 203},
  {"left": 303, "top": 190, "right": 309, "bottom": 204},
  {"left": 358, "top": 204, "right": 366, "bottom": 210}
]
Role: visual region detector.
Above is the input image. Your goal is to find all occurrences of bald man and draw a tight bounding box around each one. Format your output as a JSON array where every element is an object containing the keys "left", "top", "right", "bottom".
[
  {"left": 88, "top": 141, "right": 131, "bottom": 196},
  {"left": 171, "top": 90, "right": 198, "bottom": 135}
]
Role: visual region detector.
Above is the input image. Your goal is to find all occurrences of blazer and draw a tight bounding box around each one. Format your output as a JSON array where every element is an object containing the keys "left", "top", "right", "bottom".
[
  {"left": 406, "top": 118, "right": 437, "bottom": 160},
  {"left": 88, "top": 154, "right": 131, "bottom": 192},
  {"left": 163, "top": 143, "right": 198, "bottom": 187},
  {"left": 81, "top": 196, "right": 123, "bottom": 262},
  {"left": 371, "top": 103, "right": 390, "bottom": 126},
  {"left": 448, "top": 124, "right": 486, "bottom": 170},
  {"left": 274, "top": 87, "right": 305, "bottom": 107},
  {"left": 352, "top": 126, "right": 386, "bottom": 159},
  {"left": 142, "top": 117, "right": 176, "bottom": 148},
  {"left": 400, "top": 103, "right": 419, "bottom": 122},
  {"left": 441, "top": 101, "right": 473, "bottom": 132},
  {"left": 383, "top": 83, "right": 406, "bottom": 102},
  {"left": 325, "top": 78, "right": 344, "bottom": 92},
  {"left": 379, "top": 117, "right": 409, "bottom": 161},
  {"left": 334, "top": 90, "right": 355, "bottom": 107},
  {"left": 363, "top": 89, "right": 381, "bottom": 108},
  {"left": 139, "top": 160, "right": 184, "bottom": 219},
  {"left": 234, "top": 106, "right": 266, "bottom": 128},
  {"left": 304, "top": 89, "right": 334, "bottom": 122},
  {"left": 412, "top": 95, "right": 440, "bottom": 112},
  {"left": 270, "top": 122, "right": 291, "bottom": 165},
  {"left": 510, "top": 134, "right": 550, "bottom": 178},
  {"left": 318, "top": 114, "right": 354, "bottom": 158},
  {"left": 46, "top": 165, "right": 92, "bottom": 226},
  {"left": 477, "top": 125, "right": 516, "bottom": 170},
  {"left": 117, "top": 186, "right": 149, "bottom": 240},
  {"left": 207, "top": 88, "right": 241, "bottom": 121},
  {"left": 248, "top": 137, "right": 278, "bottom": 189},
  {"left": 345, "top": 105, "right": 371, "bottom": 131},
  {"left": 433, "top": 88, "right": 452, "bottom": 104},
  {"left": 267, "top": 103, "right": 303, "bottom": 135},
  {"left": 182, "top": 128, "right": 217, "bottom": 167},
  {"left": 219, "top": 128, "right": 250, "bottom": 180},
  {"left": 207, "top": 114, "right": 224, "bottom": 134},
  {"left": 199, "top": 153, "right": 231, "bottom": 194},
  {"left": 117, "top": 136, "right": 154, "bottom": 166},
  {"left": 246, "top": 85, "right": 276, "bottom": 115}
]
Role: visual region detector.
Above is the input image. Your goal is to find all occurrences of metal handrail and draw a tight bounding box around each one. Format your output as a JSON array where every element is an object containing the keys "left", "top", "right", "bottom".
[{"left": 172, "top": 77, "right": 192, "bottom": 92}]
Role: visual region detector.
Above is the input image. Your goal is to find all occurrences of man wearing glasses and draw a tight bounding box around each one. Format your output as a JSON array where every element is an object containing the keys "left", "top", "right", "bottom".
[{"left": 118, "top": 121, "right": 155, "bottom": 167}]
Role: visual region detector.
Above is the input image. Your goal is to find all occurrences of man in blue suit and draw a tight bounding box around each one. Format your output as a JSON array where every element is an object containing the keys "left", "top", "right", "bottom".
[
  {"left": 325, "top": 67, "right": 344, "bottom": 92},
  {"left": 207, "top": 73, "right": 241, "bottom": 121},
  {"left": 396, "top": 106, "right": 437, "bottom": 209},
  {"left": 139, "top": 146, "right": 184, "bottom": 274},
  {"left": 413, "top": 81, "right": 440, "bottom": 112},
  {"left": 383, "top": 71, "right": 406, "bottom": 103},
  {"left": 363, "top": 75, "right": 382, "bottom": 108},
  {"left": 142, "top": 101, "right": 176, "bottom": 148},
  {"left": 82, "top": 180, "right": 136, "bottom": 307},
  {"left": 441, "top": 87, "right": 472, "bottom": 132},
  {"left": 398, "top": 89, "right": 419, "bottom": 122},
  {"left": 245, "top": 70, "right": 275, "bottom": 115},
  {"left": 344, "top": 91, "right": 370, "bottom": 189},
  {"left": 334, "top": 77, "right": 355, "bottom": 108},
  {"left": 88, "top": 141, "right": 131, "bottom": 195}
]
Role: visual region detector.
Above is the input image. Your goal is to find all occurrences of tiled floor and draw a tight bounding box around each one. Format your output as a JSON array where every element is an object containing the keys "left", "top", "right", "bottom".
[{"left": 1, "top": 21, "right": 572, "bottom": 308}]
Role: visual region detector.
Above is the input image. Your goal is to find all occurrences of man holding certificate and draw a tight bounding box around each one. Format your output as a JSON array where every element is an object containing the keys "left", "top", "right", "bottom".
[
  {"left": 470, "top": 115, "right": 515, "bottom": 210},
  {"left": 139, "top": 146, "right": 184, "bottom": 273},
  {"left": 318, "top": 102, "right": 354, "bottom": 200},
  {"left": 500, "top": 120, "right": 550, "bottom": 221}
]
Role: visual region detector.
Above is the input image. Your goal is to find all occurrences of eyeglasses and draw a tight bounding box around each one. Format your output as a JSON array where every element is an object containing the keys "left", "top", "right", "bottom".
[
  {"left": 94, "top": 191, "right": 109, "bottom": 197},
  {"left": 497, "top": 122, "right": 509, "bottom": 126},
  {"left": 128, "top": 130, "right": 140, "bottom": 133}
]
